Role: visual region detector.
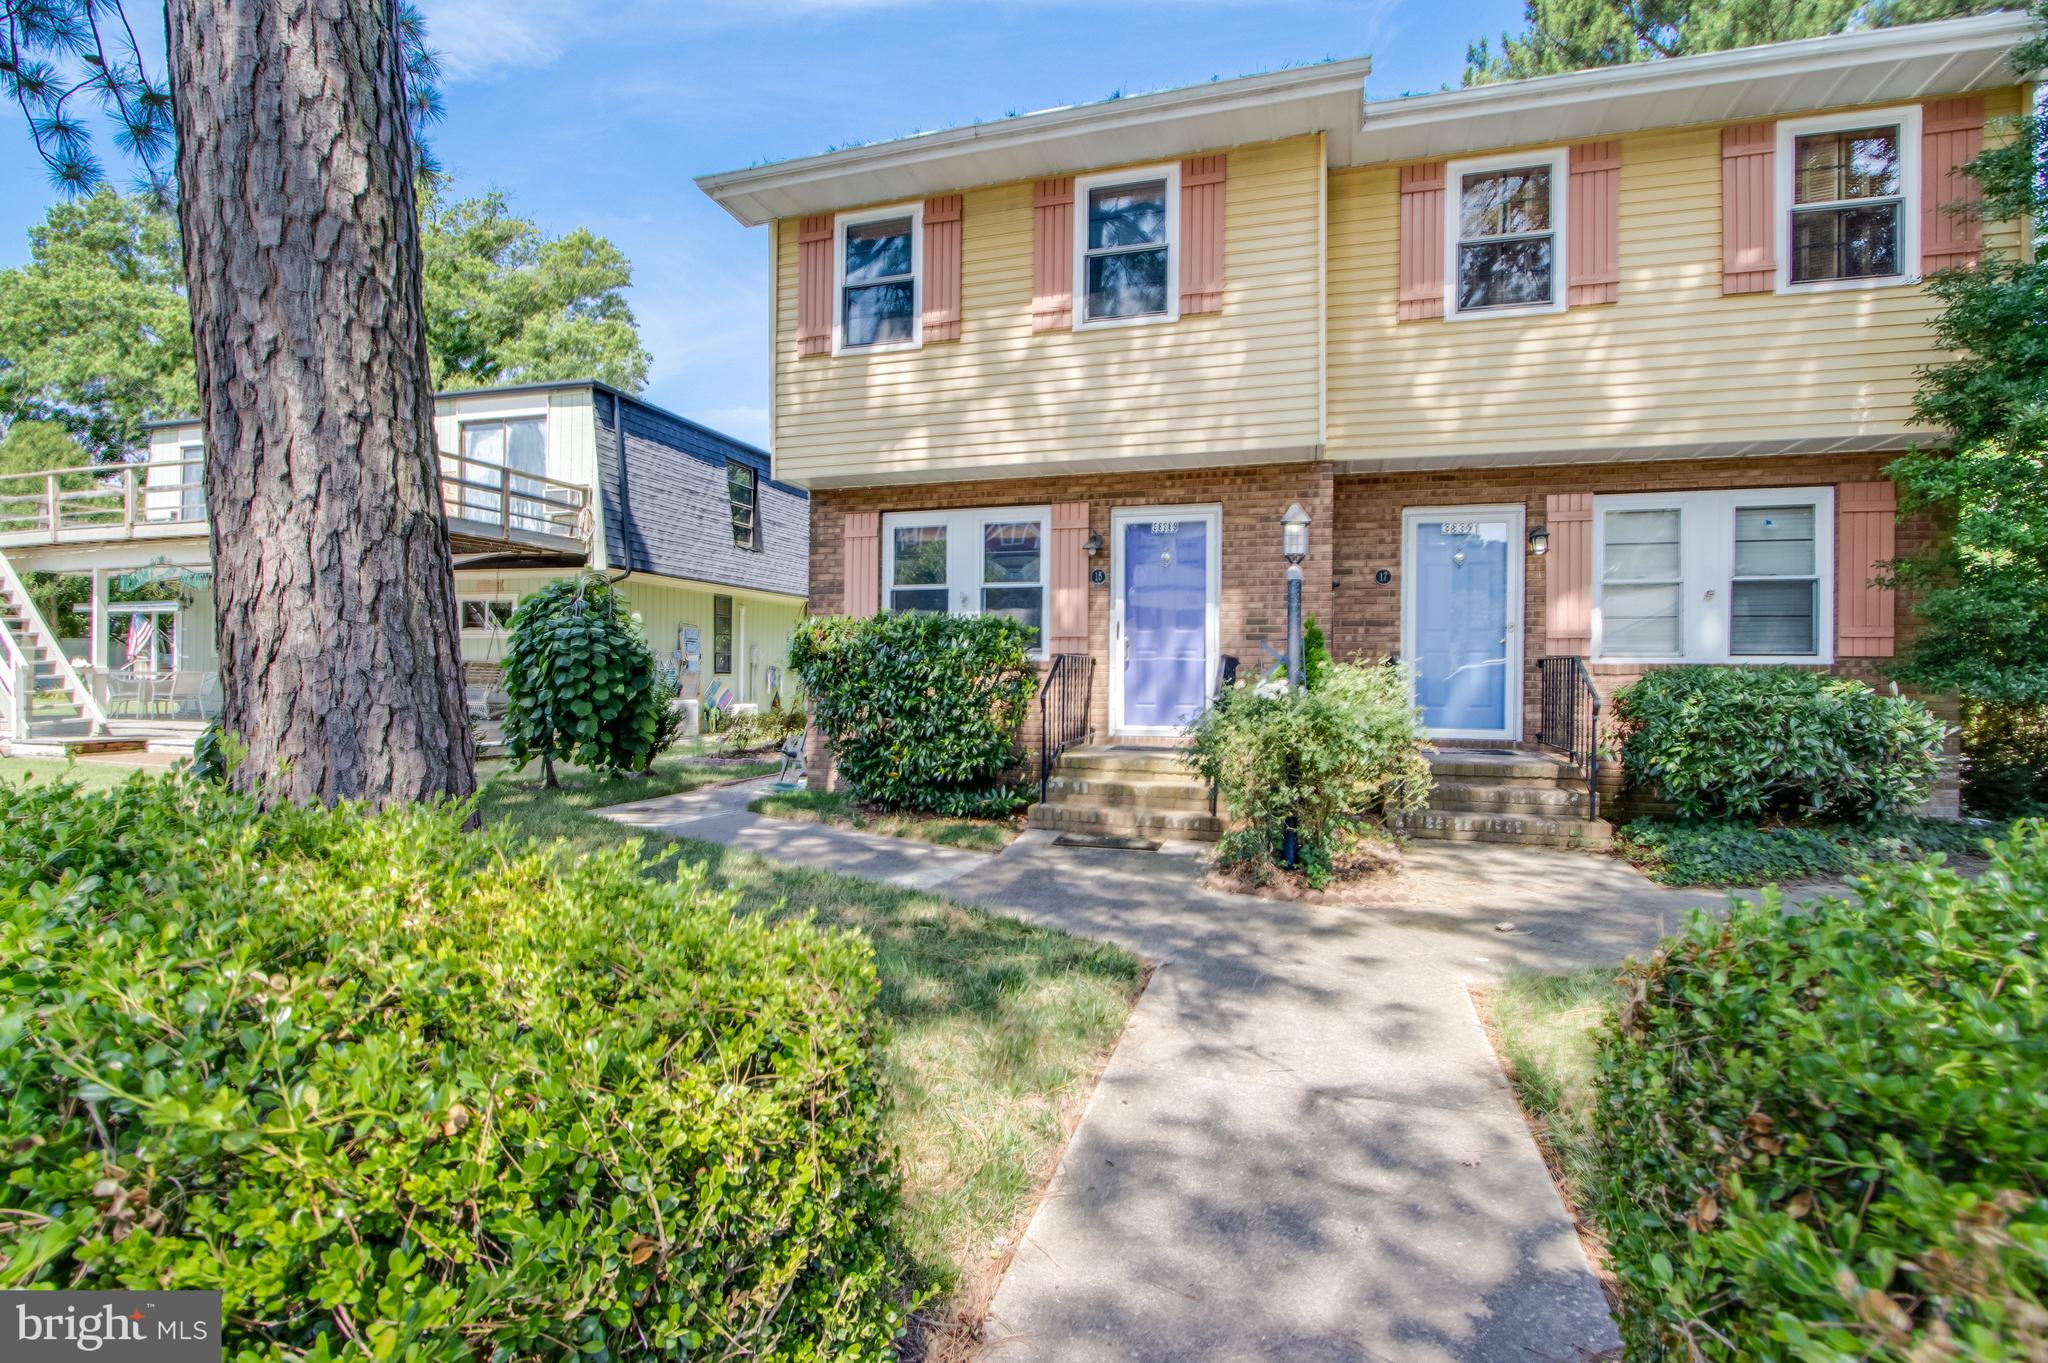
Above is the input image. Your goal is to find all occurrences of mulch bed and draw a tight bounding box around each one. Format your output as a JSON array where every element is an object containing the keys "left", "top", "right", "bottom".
[{"left": 1204, "top": 839, "right": 1404, "bottom": 904}]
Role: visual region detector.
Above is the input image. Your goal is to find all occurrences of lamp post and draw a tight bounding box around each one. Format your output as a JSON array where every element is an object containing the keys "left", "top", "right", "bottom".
[{"left": 1280, "top": 503, "right": 1310, "bottom": 869}]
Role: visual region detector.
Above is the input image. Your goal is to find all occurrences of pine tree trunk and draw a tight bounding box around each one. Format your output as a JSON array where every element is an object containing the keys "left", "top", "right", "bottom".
[{"left": 166, "top": 0, "right": 475, "bottom": 806}]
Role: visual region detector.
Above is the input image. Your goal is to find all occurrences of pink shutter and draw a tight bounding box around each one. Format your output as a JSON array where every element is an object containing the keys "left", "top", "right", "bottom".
[
  {"left": 796, "top": 215, "right": 834, "bottom": 357},
  {"left": 1837, "top": 482, "right": 1897, "bottom": 658},
  {"left": 1922, "top": 97, "right": 1986, "bottom": 274},
  {"left": 1568, "top": 141, "right": 1621, "bottom": 306},
  {"left": 1048, "top": 502, "right": 1090, "bottom": 656},
  {"left": 1721, "top": 123, "right": 1775, "bottom": 294},
  {"left": 1179, "top": 154, "right": 1227, "bottom": 315},
  {"left": 1032, "top": 178, "right": 1074, "bottom": 332},
  {"left": 1545, "top": 494, "right": 1593, "bottom": 655},
  {"left": 843, "top": 511, "right": 880, "bottom": 618},
  {"left": 923, "top": 195, "right": 963, "bottom": 341},
  {"left": 1397, "top": 163, "right": 1446, "bottom": 320}
]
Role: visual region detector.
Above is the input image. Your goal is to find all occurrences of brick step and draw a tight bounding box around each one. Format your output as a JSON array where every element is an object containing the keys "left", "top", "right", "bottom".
[
  {"left": 1043, "top": 773, "right": 1214, "bottom": 812},
  {"left": 1051, "top": 745, "right": 1195, "bottom": 779},
  {"left": 1425, "top": 780, "right": 1590, "bottom": 817},
  {"left": 1027, "top": 800, "right": 1224, "bottom": 842},
  {"left": 1395, "top": 809, "right": 1612, "bottom": 850},
  {"left": 1427, "top": 754, "right": 1586, "bottom": 785}
]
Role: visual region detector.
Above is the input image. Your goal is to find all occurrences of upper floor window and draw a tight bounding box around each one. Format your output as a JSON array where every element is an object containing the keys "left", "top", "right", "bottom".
[
  {"left": 727, "top": 460, "right": 760, "bottom": 551},
  {"left": 1446, "top": 148, "right": 1567, "bottom": 319},
  {"left": 835, "top": 203, "right": 921, "bottom": 353},
  {"left": 457, "top": 416, "right": 547, "bottom": 529},
  {"left": 1074, "top": 164, "right": 1179, "bottom": 329},
  {"left": 1776, "top": 106, "right": 1921, "bottom": 292}
]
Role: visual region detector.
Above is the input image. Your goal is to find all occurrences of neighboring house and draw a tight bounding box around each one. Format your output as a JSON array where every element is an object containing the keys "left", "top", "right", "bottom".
[
  {"left": 0, "top": 380, "right": 807, "bottom": 750},
  {"left": 699, "top": 12, "right": 2036, "bottom": 825}
]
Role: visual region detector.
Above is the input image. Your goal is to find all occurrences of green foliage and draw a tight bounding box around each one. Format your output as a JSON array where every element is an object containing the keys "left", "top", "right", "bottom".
[
  {"left": 1592, "top": 822, "right": 2048, "bottom": 1360},
  {"left": 502, "top": 574, "right": 660, "bottom": 781},
  {"left": 1185, "top": 660, "right": 1432, "bottom": 882},
  {"left": 644, "top": 665, "right": 691, "bottom": 770},
  {"left": 1960, "top": 701, "right": 2048, "bottom": 817},
  {"left": 720, "top": 702, "right": 808, "bottom": 755},
  {"left": 789, "top": 613, "right": 1034, "bottom": 817},
  {"left": 1300, "top": 614, "right": 1333, "bottom": 691},
  {"left": 1613, "top": 667, "right": 1947, "bottom": 821},
  {"left": 421, "top": 183, "right": 651, "bottom": 394},
  {"left": 1614, "top": 815, "right": 1995, "bottom": 885},
  {"left": 0, "top": 772, "right": 907, "bottom": 1359},
  {"left": 1463, "top": 0, "right": 2006, "bottom": 85}
]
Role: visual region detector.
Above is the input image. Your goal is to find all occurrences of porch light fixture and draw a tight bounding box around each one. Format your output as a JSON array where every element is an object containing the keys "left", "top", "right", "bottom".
[
  {"left": 1527, "top": 527, "right": 1550, "bottom": 557},
  {"left": 1280, "top": 503, "right": 1310, "bottom": 566},
  {"left": 1084, "top": 532, "right": 1103, "bottom": 558}
]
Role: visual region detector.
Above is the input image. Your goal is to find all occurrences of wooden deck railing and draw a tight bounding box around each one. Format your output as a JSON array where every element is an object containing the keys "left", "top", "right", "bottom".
[{"left": 0, "top": 455, "right": 591, "bottom": 548}]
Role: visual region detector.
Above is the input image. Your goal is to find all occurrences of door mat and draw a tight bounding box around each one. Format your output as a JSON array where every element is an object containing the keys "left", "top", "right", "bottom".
[{"left": 1053, "top": 832, "right": 1162, "bottom": 852}]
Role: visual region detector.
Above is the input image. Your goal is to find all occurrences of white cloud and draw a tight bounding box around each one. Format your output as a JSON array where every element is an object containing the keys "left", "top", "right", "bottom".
[{"left": 413, "top": 0, "right": 566, "bottom": 81}]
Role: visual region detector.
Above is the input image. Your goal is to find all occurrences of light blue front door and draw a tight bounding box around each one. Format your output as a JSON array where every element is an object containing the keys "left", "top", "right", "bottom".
[
  {"left": 1409, "top": 514, "right": 1516, "bottom": 736},
  {"left": 1119, "top": 516, "right": 1212, "bottom": 731}
]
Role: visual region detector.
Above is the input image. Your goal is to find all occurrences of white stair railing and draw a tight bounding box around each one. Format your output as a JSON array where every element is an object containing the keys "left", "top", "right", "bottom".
[
  {"left": 0, "top": 545, "right": 108, "bottom": 734},
  {"left": 0, "top": 612, "right": 31, "bottom": 741}
]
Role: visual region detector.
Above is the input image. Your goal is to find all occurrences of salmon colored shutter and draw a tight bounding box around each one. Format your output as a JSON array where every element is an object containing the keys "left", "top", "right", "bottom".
[
  {"left": 1922, "top": 97, "right": 1986, "bottom": 274},
  {"left": 1721, "top": 123, "right": 1775, "bottom": 294},
  {"left": 923, "top": 195, "right": 963, "bottom": 341},
  {"left": 1397, "top": 162, "right": 1446, "bottom": 320},
  {"left": 1032, "top": 178, "right": 1074, "bottom": 332},
  {"left": 1567, "top": 141, "right": 1621, "bottom": 306},
  {"left": 843, "top": 511, "right": 880, "bottom": 618},
  {"left": 796, "top": 214, "right": 834, "bottom": 357},
  {"left": 1179, "top": 154, "right": 1227, "bottom": 315},
  {"left": 1836, "top": 482, "right": 1897, "bottom": 658},
  {"left": 1048, "top": 503, "right": 1090, "bottom": 656},
  {"left": 1545, "top": 494, "right": 1594, "bottom": 655}
]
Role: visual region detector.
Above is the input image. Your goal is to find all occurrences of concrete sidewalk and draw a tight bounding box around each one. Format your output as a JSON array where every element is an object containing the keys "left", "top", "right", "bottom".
[{"left": 597, "top": 779, "right": 1729, "bottom": 1362}]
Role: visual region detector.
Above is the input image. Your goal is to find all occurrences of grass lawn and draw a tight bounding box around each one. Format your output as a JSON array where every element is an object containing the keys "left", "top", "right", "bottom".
[
  {"left": 475, "top": 756, "right": 1143, "bottom": 1355},
  {"left": 0, "top": 755, "right": 163, "bottom": 792},
  {"left": 747, "top": 786, "right": 1021, "bottom": 852},
  {"left": 1477, "top": 967, "right": 1626, "bottom": 1271}
]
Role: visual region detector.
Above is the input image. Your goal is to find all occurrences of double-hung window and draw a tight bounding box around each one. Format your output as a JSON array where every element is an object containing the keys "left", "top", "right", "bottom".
[
  {"left": 835, "top": 204, "right": 921, "bottom": 352},
  {"left": 1776, "top": 107, "right": 1920, "bottom": 291},
  {"left": 1593, "top": 488, "right": 1834, "bottom": 664},
  {"left": 727, "top": 460, "right": 760, "bottom": 550},
  {"left": 881, "top": 506, "right": 1049, "bottom": 654},
  {"left": 1446, "top": 148, "right": 1567, "bottom": 319},
  {"left": 1074, "top": 164, "right": 1179, "bottom": 328}
]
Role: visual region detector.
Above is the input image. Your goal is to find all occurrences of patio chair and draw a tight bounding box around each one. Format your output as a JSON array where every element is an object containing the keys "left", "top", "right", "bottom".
[
  {"left": 102, "top": 668, "right": 151, "bottom": 719},
  {"left": 773, "top": 724, "right": 809, "bottom": 792},
  {"left": 160, "top": 670, "right": 214, "bottom": 721}
]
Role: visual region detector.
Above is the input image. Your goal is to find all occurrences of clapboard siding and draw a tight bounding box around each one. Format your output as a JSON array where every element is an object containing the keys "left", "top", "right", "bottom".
[
  {"left": 772, "top": 135, "right": 1325, "bottom": 486},
  {"left": 1326, "top": 88, "right": 2024, "bottom": 464}
]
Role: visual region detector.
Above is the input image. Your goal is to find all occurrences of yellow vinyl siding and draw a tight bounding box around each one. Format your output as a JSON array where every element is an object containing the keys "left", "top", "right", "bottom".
[
  {"left": 772, "top": 135, "right": 1325, "bottom": 486},
  {"left": 1326, "top": 88, "right": 2025, "bottom": 463}
]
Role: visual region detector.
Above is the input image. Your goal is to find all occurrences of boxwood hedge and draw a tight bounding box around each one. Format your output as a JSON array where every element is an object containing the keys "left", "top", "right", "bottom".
[
  {"left": 0, "top": 772, "right": 907, "bottom": 1360},
  {"left": 1593, "top": 821, "right": 2048, "bottom": 1360}
]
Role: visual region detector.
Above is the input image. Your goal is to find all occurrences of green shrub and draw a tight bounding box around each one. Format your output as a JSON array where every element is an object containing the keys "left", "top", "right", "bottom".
[
  {"left": 502, "top": 573, "right": 661, "bottom": 784},
  {"left": 644, "top": 663, "right": 691, "bottom": 769},
  {"left": 0, "top": 773, "right": 907, "bottom": 1360},
  {"left": 1614, "top": 816, "right": 1997, "bottom": 886},
  {"left": 789, "top": 613, "right": 1034, "bottom": 817},
  {"left": 1613, "top": 667, "right": 1947, "bottom": 821},
  {"left": 1961, "top": 701, "right": 2048, "bottom": 818},
  {"left": 1185, "top": 660, "right": 1431, "bottom": 885},
  {"left": 1593, "top": 821, "right": 2048, "bottom": 1360}
]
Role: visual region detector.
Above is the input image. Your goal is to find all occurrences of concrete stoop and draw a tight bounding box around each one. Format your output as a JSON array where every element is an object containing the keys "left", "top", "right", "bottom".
[
  {"left": 1397, "top": 750, "right": 1613, "bottom": 850},
  {"left": 1028, "top": 744, "right": 1223, "bottom": 842}
]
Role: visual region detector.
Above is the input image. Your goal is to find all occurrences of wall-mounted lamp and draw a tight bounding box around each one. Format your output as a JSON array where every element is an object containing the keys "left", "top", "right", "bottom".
[
  {"left": 1527, "top": 527, "right": 1550, "bottom": 557},
  {"left": 1083, "top": 533, "right": 1103, "bottom": 558}
]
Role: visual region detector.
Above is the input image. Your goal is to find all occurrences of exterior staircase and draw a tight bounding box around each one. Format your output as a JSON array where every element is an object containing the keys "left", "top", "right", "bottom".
[
  {"left": 1396, "top": 750, "right": 1612, "bottom": 850},
  {"left": 1028, "top": 744, "right": 1224, "bottom": 844},
  {"left": 0, "top": 545, "right": 110, "bottom": 745}
]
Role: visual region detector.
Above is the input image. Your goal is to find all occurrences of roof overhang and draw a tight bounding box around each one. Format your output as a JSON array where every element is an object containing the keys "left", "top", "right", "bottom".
[
  {"left": 696, "top": 58, "right": 1372, "bottom": 227},
  {"left": 1349, "top": 11, "right": 2037, "bottom": 166}
]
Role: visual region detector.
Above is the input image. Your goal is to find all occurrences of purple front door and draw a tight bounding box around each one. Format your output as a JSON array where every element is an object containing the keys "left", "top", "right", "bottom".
[{"left": 1119, "top": 515, "right": 1212, "bottom": 732}]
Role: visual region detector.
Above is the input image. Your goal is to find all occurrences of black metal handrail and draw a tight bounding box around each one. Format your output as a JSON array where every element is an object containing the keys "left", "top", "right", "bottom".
[
  {"left": 1535, "top": 654, "right": 1600, "bottom": 821},
  {"left": 1038, "top": 653, "right": 1094, "bottom": 801}
]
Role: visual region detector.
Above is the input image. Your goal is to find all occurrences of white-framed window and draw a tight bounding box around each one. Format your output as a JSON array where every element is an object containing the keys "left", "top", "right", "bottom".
[
  {"left": 456, "top": 417, "right": 548, "bottom": 529},
  {"left": 834, "top": 202, "right": 922, "bottom": 354},
  {"left": 459, "top": 597, "right": 515, "bottom": 633},
  {"left": 1073, "top": 163, "right": 1180, "bottom": 329},
  {"left": 881, "top": 505, "right": 1049, "bottom": 654},
  {"left": 175, "top": 442, "right": 205, "bottom": 522},
  {"left": 1445, "top": 147, "right": 1568, "bottom": 320},
  {"left": 1592, "top": 487, "right": 1835, "bottom": 665},
  {"left": 1776, "top": 105, "right": 1921, "bottom": 293}
]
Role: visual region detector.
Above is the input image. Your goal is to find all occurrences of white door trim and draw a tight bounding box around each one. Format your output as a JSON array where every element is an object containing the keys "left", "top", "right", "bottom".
[
  {"left": 1400, "top": 503, "right": 1525, "bottom": 742},
  {"left": 1109, "top": 503, "right": 1222, "bottom": 738}
]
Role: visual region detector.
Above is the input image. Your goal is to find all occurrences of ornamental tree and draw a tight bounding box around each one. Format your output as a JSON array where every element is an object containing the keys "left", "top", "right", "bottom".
[{"left": 500, "top": 574, "right": 661, "bottom": 786}]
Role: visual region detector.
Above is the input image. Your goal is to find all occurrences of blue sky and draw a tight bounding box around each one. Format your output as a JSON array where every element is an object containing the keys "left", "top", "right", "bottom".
[{"left": 0, "top": 0, "right": 1524, "bottom": 448}]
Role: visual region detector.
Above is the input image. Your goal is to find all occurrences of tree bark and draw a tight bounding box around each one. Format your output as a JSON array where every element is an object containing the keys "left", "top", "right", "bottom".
[{"left": 167, "top": 0, "right": 475, "bottom": 806}]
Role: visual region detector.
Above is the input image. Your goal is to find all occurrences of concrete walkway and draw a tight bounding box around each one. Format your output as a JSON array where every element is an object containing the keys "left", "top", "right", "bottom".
[{"left": 598, "top": 780, "right": 1737, "bottom": 1363}]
